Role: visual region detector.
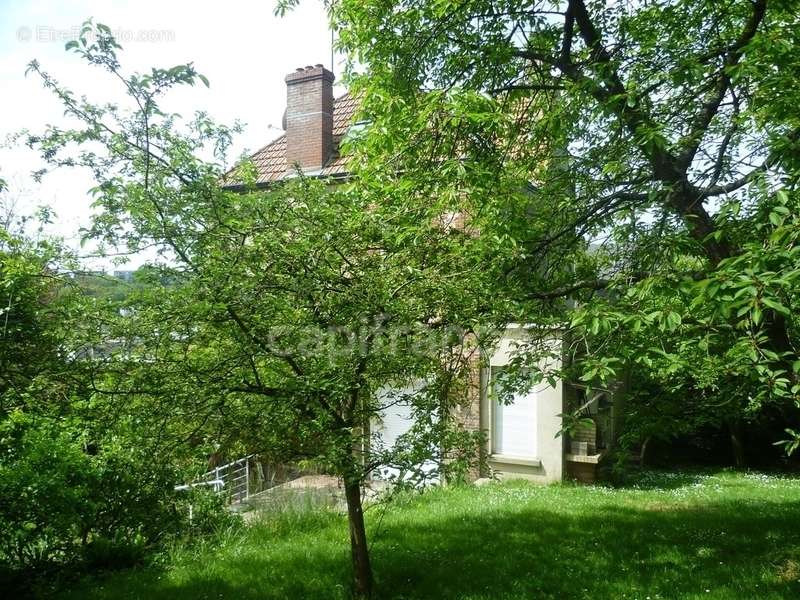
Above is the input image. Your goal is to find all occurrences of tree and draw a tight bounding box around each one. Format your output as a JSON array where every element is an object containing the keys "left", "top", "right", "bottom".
[
  {"left": 0, "top": 201, "right": 206, "bottom": 589},
  {"left": 315, "top": 0, "right": 800, "bottom": 459},
  {"left": 0, "top": 199, "right": 73, "bottom": 416},
  {"left": 25, "top": 23, "right": 500, "bottom": 597}
]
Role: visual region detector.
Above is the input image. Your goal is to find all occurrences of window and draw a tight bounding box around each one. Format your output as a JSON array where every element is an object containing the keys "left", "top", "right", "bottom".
[{"left": 491, "top": 367, "right": 538, "bottom": 458}]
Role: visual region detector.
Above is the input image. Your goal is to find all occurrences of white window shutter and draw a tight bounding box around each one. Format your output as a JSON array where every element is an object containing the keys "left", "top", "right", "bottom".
[{"left": 494, "top": 389, "right": 537, "bottom": 458}]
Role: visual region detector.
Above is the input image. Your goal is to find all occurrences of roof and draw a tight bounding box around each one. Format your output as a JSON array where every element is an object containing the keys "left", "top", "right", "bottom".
[{"left": 225, "top": 93, "right": 359, "bottom": 186}]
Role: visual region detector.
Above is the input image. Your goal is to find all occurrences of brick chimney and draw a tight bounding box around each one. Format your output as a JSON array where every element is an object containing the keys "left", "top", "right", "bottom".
[{"left": 284, "top": 64, "right": 335, "bottom": 173}]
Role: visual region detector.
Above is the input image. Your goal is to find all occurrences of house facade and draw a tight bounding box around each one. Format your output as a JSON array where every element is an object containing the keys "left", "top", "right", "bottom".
[{"left": 229, "top": 65, "right": 618, "bottom": 483}]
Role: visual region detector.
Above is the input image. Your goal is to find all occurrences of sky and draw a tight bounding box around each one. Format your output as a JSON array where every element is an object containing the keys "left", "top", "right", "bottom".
[{"left": 0, "top": 0, "right": 344, "bottom": 269}]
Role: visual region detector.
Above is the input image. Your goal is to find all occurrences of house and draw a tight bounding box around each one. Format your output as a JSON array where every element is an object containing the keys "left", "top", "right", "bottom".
[{"left": 228, "top": 64, "right": 620, "bottom": 484}]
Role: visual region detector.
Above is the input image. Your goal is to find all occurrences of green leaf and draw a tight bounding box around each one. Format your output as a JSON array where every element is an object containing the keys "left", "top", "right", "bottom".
[
  {"left": 752, "top": 305, "right": 762, "bottom": 325},
  {"left": 773, "top": 205, "right": 790, "bottom": 216},
  {"left": 769, "top": 211, "right": 784, "bottom": 227},
  {"left": 665, "top": 311, "right": 681, "bottom": 331},
  {"left": 762, "top": 297, "right": 791, "bottom": 316}
]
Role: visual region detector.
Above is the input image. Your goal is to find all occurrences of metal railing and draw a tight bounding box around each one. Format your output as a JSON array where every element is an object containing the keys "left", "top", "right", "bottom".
[
  {"left": 174, "top": 479, "right": 225, "bottom": 493},
  {"left": 199, "top": 455, "right": 257, "bottom": 504},
  {"left": 177, "top": 456, "right": 305, "bottom": 505}
]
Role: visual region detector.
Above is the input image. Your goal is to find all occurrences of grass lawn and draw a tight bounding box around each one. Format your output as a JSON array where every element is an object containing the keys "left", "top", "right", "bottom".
[{"left": 59, "top": 470, "right": 800, "bottom": 599}]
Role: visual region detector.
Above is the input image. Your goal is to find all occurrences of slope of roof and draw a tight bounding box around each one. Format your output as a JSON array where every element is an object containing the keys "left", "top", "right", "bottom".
[{"left": 229, "top": 93, "right": 359, "bottom": 186}]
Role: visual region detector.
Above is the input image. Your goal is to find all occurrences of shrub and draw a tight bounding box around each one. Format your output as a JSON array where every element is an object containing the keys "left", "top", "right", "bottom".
[
  {"left": 0, "top": 412, "right": 233, "bottom": 589},
  {"left": 81, "top": 534, "right": 147, "bottom": 571},
  {"left": 178, "top": 486, "right": 242, "bottom": 537},
  {"left": 0, "top": 412, "right": 94, "bottom": 570}
]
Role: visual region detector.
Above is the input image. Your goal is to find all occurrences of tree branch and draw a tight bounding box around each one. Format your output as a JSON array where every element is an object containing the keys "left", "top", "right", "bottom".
[
  {"left": 526, "top": 277, "right": 616, "bottom": 300},
  {"left": 560, "top": 3, "right": 575, "bottom": 65},
  {"left": 487, "top": 84, "right": 564, "bottom": 95},
  {"left": 677, "top": 0, "right": 768, "bottom": 169},
  {"left": 702, "top": 126, "right": 800, "bottom": 197},
  {"left": 225, "top": 306, "right": 304, "bottom": 376}
]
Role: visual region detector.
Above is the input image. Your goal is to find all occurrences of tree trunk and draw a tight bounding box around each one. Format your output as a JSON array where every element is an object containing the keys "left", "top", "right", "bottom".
[
  {"left": 728, "top": 421, "right": 746, "bottom": 468},
  {"left": 344, "top": 479, "right": 373, "bottom": 599},
  {"left": 639, "top": 436, "right": 651, "bottom": 467}
]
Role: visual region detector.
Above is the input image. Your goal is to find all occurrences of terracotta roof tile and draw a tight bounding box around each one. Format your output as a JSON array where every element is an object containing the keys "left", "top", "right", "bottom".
[
  {"left": 224, "top": 93, "right": 358, "bottom": 186},
  {"left": 332, "top": 92, "right": 360, "bottom": 136}
]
